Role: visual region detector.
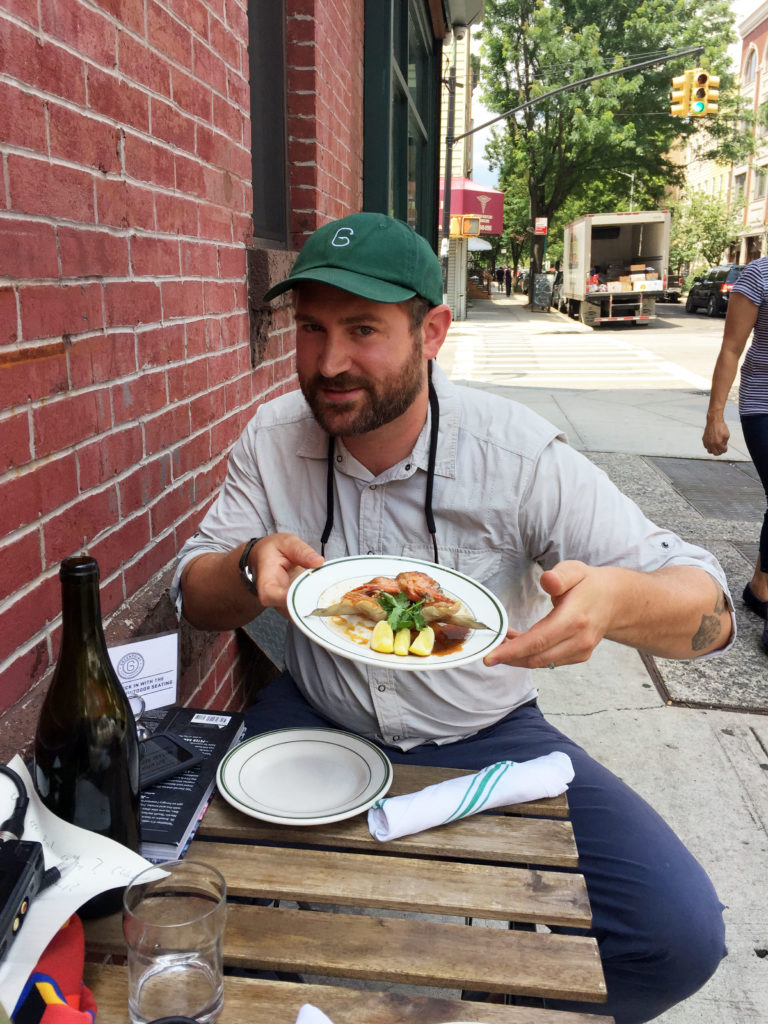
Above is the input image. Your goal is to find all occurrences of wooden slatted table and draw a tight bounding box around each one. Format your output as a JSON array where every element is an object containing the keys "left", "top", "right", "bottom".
[{"left": 83, "top": 763, "right": 611, "bottom": 1023}]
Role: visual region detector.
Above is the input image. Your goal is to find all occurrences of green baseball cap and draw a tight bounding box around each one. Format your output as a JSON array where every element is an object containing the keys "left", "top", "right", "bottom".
[{"left": 263, "top": 212, "right": 444, "bottom": 307}]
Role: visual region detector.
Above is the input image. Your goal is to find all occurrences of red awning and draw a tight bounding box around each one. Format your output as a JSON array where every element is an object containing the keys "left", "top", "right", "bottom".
[{"left": 440, "top": 177, "right": 504, "bottom": 235}]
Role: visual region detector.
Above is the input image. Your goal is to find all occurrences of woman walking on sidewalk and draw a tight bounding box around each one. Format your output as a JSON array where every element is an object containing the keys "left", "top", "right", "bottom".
[{"left": 703, "top": 256, "right": 768, "bottom": 651}]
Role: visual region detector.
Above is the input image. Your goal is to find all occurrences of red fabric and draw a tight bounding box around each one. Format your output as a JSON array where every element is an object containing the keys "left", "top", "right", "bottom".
[{"left": 15, "top": 916, "right": 96, "bottom": 1023}]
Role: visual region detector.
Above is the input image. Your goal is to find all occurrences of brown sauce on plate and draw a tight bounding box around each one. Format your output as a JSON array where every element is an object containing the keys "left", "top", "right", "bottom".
[{"left": 431, "top": 622, "right": 470, "bottom": 656}]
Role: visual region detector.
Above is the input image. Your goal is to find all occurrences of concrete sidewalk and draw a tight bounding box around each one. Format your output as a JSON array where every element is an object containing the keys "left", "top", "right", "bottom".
[
  {"left": 443, "top": 293, "right": 751, "bottom": 460},
  {"left": 439, "top": 293, "right": 768, "bottom": 1024}
]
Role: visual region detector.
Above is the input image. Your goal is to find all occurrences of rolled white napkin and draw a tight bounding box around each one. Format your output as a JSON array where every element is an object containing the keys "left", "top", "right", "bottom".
[
  {"left": 295, "top": 1005, "right": 335, "bottom": 1024},
  {"left": 367, "top": 752, "right": 574, "bottom": 842}
]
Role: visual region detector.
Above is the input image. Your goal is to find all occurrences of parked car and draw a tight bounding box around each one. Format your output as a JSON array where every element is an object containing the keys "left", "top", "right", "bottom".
[
  {"left": 685, "top": 264, "right": 746, "bottom": 316},
  {"left": 660, "top": 271, "right": 683, "bottom": 303}
]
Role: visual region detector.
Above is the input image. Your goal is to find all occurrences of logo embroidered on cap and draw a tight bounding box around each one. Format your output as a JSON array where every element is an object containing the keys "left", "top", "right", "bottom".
[{"left": 331, "top": 227, "right": 354, "bottom": 247}]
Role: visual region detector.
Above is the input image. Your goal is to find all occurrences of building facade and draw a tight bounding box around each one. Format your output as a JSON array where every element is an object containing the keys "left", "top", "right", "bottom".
[
  {"left": 731, "top": 2, "right": 768, "bottom": 262},
  {"left": 674, "top": 5, "right": 768, "bottom": 269},
  {"left": 0, "top": 0, "right": 460, "bottom": 755}
]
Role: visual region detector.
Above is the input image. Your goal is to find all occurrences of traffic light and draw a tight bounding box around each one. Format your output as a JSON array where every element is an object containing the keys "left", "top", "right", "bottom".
[
  {"left": 449, "top": 216, "right": 480, "bottom": 237},
  {"left": 690, "top": 69, "right": 719, "bottom": 116},
  {"left": 670, "top": 71, "right": 691, "bottom": 117}
]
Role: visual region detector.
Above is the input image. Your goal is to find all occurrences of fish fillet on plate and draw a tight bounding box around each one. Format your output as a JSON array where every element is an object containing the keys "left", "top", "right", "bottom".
[{"left": 311, "top": 570, "right": 489, "bottom": 630}]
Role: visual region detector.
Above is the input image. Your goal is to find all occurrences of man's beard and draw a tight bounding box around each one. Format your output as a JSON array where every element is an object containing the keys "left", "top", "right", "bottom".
[{"left": 300, "top": 339, "right": 425, "bottom": 437}]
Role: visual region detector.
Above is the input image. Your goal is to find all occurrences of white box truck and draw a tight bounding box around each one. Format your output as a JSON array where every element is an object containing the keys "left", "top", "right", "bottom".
[{"left": 558, "top": 210, "right": 671, "bottom": 326}]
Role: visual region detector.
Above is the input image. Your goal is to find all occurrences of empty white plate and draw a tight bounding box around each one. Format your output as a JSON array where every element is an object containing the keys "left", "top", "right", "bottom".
[{"left": 216, "top": 727, "right": 393, "bottom": 825}]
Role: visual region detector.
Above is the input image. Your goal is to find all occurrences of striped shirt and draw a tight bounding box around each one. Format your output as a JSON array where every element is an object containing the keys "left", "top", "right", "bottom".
[{"left": 732, "top": 256, "right": 768, "bottom": 415}]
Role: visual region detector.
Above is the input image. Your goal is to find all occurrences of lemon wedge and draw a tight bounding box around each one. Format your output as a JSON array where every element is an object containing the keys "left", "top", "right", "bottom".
[
  {"left": 393, "top": 628, "right": 412, "bottom": 656},
  {"left": 370, "top": 621, "right": 394, "bottom": 653},
  {"left": 409, "top": 626, "right": 435, "bottom": 657}
]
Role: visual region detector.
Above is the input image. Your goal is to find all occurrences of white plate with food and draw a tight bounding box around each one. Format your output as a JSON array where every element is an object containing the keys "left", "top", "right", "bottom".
[
  {"left": 216, "top": 728, "right": 393, "bottom": 825},
  {"left": 287, "top": 555, "right": 508, "bottom": 670}
]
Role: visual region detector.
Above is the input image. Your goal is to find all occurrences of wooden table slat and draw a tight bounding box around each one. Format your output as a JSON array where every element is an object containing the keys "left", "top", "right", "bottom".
[
  {"left": 85, "top": 902, "right": 606, "bottom": 1002},
  {"left": 85, "top": 964, "right": 612, "bottom": 1024},
  {"left": 184, "top": 841, "right": 592, "bottom": 928},
  {"left": 198, "top": 798, "right": 579, "bottom": 867},
  {"left": 83, "top": 762, "right": 610, "bottom": 1022}
]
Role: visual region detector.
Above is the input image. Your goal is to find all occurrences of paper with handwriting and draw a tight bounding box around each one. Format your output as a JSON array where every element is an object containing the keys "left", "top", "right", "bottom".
[{"left": 0, "top": 756, "right": 151, "bottom": 1016}]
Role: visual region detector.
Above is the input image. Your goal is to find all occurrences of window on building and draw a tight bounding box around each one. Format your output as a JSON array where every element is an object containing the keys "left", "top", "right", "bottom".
[
  {"left": 248, "top": 0, "right": 289, "bottom": 248},
  {"left": 744, "top": 48, "right": 758, "bottom": 85},
  {"left": 363, "top": 0, "right": 441, "bottom": 244},
  {"left": 734, "top": 172, "right": 747, "bottom": 204},
  {"left": 754, "top": 166, "right": 768, "bottom": 199}
]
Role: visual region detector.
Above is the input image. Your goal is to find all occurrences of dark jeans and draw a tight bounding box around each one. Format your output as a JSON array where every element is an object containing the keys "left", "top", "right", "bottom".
[
  {"left": 244, "top": 672, "right": 726, "bottom": 1024},
  {"left": 741, "top": 413, "right": 768, "bottom": 573}
]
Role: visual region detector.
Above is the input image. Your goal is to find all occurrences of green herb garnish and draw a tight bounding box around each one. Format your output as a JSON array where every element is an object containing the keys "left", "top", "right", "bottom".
[{"left": 376, "top": 592, "right": 427, "bottom": 632}]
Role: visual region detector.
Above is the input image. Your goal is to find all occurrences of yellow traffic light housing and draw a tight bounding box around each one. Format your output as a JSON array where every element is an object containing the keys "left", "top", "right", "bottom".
[
  {"left": 690, "top": 69, "right": 719, "bottom": 116},
  {"left": 449, "top": 216, "right": 480, "bottom": 237},
  {"left": 670, "top": 72, "right": 691, "bottom": 117},
  {"left": 704, "top": 71, "right": 719, "bottom": 114}
]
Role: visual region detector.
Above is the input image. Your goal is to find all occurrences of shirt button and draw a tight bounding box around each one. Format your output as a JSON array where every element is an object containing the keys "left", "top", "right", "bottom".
[
  {"left": 405, "top": 463, "right": 412, "bottom": 471},
  {"left": 378, "top": 684, "right": 386, "bottom": 692},
  {"left": 370, "top": 484, "right": 377, "bottom": 490},
  {"left": 392, "top": 735, "right": 400, "bottom": 742},
  {"left": 336, "top": 454, "right": 343, "bottom": 462}
]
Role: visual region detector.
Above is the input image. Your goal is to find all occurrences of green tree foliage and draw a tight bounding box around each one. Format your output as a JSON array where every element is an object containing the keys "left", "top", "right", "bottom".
[
  {"left": 498, "top": 173, "right": 531, "bottom": 272},
  {"left": 669, "top": 192, "right": 742, "bottom": 270},
  {"left": 477, "top": 0, "right": 745, "bottom": 272}
]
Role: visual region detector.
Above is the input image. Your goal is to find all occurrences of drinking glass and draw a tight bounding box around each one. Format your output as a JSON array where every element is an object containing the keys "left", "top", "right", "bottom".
[
  {"left": 128, "top": 694, "right": 150, "bottom": 741},
  {"left": 123, "top": 860, "right": 227, "bottom": 1024}
]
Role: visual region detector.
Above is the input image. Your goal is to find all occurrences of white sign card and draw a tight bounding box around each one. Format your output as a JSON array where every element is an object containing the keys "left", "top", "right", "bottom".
[{"left": 108, "top": 631, "right": 178, "bottom": 709}]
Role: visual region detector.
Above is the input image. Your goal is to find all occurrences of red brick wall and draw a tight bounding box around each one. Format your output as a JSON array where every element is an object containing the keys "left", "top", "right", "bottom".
[
  {"left": 287, "top": 0, "right": 364, "bottom": 241},
  {"left": 0, "top": 0, "right": 364, "bottom": 746}
]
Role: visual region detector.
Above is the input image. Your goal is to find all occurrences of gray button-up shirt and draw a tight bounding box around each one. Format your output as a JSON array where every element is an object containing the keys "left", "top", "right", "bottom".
[{"left": 172, "top": 365, "right": 732, "bottom": 750}]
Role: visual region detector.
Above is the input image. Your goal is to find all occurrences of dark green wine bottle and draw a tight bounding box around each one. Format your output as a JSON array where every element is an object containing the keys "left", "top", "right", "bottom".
[{"left": 33, "top": 555, "right": 140, "bottom": 918}]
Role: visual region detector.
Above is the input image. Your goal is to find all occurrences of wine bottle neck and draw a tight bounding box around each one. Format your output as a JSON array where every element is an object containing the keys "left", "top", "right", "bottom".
[{"left": 60, "top": 577, "right": 107, "bottom": 648}]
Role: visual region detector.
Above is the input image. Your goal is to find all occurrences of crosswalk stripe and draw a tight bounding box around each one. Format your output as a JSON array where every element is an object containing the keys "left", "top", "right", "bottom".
[{"left": 446, "top": 334, "right": 711, "bottom": 390}]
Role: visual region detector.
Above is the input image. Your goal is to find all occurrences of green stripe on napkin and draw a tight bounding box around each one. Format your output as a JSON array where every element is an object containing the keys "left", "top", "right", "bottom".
[{"left": 442, "top": 760, "right": 515, "bottom": 823}]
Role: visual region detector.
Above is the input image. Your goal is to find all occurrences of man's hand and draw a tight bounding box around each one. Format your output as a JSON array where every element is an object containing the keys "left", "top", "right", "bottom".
[
  {"left": 247, "top": 533, "right": 325, "bottom": 615},
  {"left": 180, "top": 533, "right": 324, "bottom": 631},
  {"left": 484, "top": 561, "right": 611, "bottom": 669},
  {"left": 484, "top": 560, "right": 731, "bottom": 668}
]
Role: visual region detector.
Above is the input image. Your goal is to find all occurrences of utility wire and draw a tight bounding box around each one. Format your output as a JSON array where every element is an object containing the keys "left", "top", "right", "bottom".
[
  {"left": 455, "top": 45, "right": 706, "bottom": 145},
  {"left": 478, "top": 47, "right": 712, "bottom": 85}
]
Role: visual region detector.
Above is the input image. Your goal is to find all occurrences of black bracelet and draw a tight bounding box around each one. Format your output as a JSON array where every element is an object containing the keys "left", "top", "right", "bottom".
[{"left": 238, "top": 537, "right": 263, "bottom": 596}]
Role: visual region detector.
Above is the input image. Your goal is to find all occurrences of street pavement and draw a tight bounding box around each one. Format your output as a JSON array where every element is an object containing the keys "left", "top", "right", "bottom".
[{"left": 437, "top": 293, "right": 768, "bottom": 1023}]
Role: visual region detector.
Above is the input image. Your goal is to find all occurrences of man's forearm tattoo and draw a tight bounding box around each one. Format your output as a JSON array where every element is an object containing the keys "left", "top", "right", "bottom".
[
  {"left": 692, "top": 615, "right": 721, "bottom": 651},
  {"left": 691, "top": 587, "right": 727, "bottom": 652}
]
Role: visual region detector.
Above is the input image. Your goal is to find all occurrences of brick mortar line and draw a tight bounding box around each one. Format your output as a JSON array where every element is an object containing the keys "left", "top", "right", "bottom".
[
  {"left": 0, "top": 137, "right": 252, "bottom": 186},
  {"left": 0, "top": 211, "right": 253, "bottom": 256},
  {"left": 0, "top": 5, "right": 247, "bottom": 94}
]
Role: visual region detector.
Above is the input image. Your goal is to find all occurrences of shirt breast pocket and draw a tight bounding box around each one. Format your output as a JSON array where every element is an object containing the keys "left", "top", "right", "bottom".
[{"left": 399, "top": 543, "right": 503, "bottom": 590}]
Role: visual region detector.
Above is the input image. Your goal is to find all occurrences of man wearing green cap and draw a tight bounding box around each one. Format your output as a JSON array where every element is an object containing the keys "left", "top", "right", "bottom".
[{"left": 173, "top": 212, "right": 731, "bottom": 1023}]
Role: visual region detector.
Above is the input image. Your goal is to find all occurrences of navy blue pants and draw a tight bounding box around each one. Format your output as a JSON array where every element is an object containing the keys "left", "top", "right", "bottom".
[
  {"left": 244, "top": 673, "right": 726, "bottom": 1024},
  {"left": 741, "top": 413, "right": 768, "bottom": 573}
]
